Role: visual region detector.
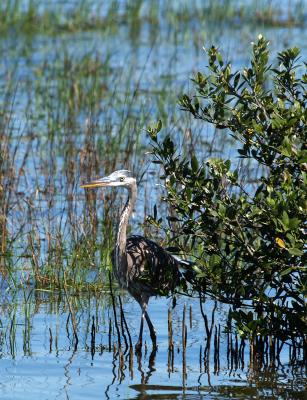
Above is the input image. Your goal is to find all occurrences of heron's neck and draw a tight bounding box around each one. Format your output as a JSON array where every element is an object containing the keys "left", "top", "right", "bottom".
[{"left": 115, "top": 182, "right": 137, "bottom": 274}]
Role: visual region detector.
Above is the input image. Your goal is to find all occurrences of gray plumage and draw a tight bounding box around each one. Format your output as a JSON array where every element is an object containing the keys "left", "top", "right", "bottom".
[{"left": 81, "top": 170, "right": 185, "bottom": 351}]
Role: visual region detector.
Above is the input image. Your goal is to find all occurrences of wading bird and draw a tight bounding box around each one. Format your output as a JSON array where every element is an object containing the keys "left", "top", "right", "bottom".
[{"left": 81, "top": 170, "right": 190, "bottom": 351}]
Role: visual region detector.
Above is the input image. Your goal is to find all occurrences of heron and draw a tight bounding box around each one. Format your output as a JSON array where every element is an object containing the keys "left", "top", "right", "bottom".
[{"left": 81, "top": 169, "right": 191, "bottom": 351}]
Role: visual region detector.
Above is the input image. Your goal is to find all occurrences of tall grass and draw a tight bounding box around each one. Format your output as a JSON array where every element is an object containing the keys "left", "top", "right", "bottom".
[
  {"left": 0, "top": 5, "right": 304, "bottom": 399},
  {"left": 0, "top": 0, "right": 305, "bottom": 36},
  {"left": 0, "top": 0, "right": 305, "bottom": 292},
  {"left": 0, "top": 42, "right": 184, "bottom": 291}
]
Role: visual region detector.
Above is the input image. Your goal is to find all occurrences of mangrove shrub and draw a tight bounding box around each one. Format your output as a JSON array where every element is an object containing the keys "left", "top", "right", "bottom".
[{"left": 148, "top": 36, "right": 306, "bottom": 344}]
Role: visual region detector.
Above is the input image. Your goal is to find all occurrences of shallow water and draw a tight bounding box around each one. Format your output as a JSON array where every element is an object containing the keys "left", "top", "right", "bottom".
[
  {"left": 1, "top": 1, "right": 306, "bottom": 398},
  {"left": 0, "top": 291, "right": 305, "bottom": 399}
]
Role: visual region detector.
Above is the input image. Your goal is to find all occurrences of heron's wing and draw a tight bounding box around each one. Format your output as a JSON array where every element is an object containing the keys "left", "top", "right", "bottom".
[{"left": 126, "top": 235, "right": 181, "bottom": 294}]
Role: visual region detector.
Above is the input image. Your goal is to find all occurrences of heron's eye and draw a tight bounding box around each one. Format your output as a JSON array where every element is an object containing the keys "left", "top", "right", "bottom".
[{"left": 120, "top": 177, "right": 125, "bottom": 182}]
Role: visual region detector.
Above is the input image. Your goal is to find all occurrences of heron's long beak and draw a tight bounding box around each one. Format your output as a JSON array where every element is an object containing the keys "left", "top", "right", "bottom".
[{"left": 80, "top": 178, "right": 111, "bottom": 189}]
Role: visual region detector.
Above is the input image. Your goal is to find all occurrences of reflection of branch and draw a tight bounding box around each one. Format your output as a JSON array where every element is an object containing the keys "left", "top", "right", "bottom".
[
  {"left": 49, "top": 327, "right": 52, "bottom": 353},
  {"left": 119, "top": 295, "right": 132, "bottom": 350},
  {"left": 63, "top": 274, "right": 78, "bottom": 350},
  {"left": 126, "top": 346, "right": 134, "bottom": 379},
  {"left": 168, "top": 308, "right": 174, "bottom": 375},
  {"left": 199, "top": 294, "right": 217, "bottom": 386},
  {"left": 118, "top": 348, "right": 125, "bottom": 383},
  {"left": 109, "top": 271, "right": 121, "bottom": 349},
  {"left": 91, "top": 316, "right": 95, "bottom": 360},
  {"left": 182, "top": 304, "right": 187, "bottom": 388},
  {"left": 104, "top": 348, "right": 118, "bottom": 400},
  {"left": 57, "top": 348, "right": 77, "bottom": 400}
]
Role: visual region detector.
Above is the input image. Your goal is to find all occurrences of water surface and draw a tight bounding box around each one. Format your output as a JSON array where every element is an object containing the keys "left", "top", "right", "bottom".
[{"left": 1, "top": 1, "right": 306, "bottom": 398}]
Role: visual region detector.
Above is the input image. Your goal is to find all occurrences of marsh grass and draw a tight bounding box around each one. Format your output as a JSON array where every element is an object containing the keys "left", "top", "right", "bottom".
[
  {"left": 0, "top": 289, "right": 304, "bottom": 391},
  {"left": 0, "top": 45, "right": 182, "bottom": 291},
  {"left": 0, "top": 3, "right": 305, "bottom": 396},
  {"left": 0, "top": 0, "right": 305, "bottom": 36},
  {"left": 1, "top": 0, "right": 306, "bottom": 293}
]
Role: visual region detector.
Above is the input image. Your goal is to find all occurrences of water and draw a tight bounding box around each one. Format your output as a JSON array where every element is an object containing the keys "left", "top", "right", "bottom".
[
  {"left": 1, "top": 1, "right": 306, "bottom": 398},
  {"left": 0, "top": 291, "right": 305, "bottom": 399}
]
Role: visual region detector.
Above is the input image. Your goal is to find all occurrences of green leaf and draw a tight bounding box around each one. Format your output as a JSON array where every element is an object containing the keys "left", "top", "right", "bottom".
[
  {"left": 148, "top": 36, "right": 306, "bottom": 343},
  {"left": 298, "top": 150, "right": 307, "bottom": 163},
  {"left": 288, "top": 248, "right": 303, "bottom": 256},
  {"left": 156, "top": 119, "right": 162, "bottom": 132},
  {"left": 237, "top": 286, "right": 245, "bottom": 296},
  {"left": 238, "top": 148, "right": 247, "bottom": 157},
  {"left": 209, "top": 254, "right": 221, "bottom": 266},
  {"left": 280, "top": 267, "right": 293, "bottom": 276},
  {"left": 288, "top": 218, "right": 301, "bottom": 230},
  {"left": 191, "top": 154, "right": 199, "bottom": 172},
  {"left": 153, "top": 204, "right": 157, "bottom": 220},
  {"left": 281, "top": 211, "right": 289, "bottom": 228},
  {"left": 217, "top": 52, "right": 224, "bottom": 67}
]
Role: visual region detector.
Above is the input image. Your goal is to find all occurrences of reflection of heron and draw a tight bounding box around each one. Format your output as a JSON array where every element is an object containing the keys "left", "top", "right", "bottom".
[{"left": 81, "top": 170, "right": 190, "bottom": 351}]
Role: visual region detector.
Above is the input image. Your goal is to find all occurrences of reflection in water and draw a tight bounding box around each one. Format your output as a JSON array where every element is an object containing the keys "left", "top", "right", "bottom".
[
  {"left": 136, "top": 347, "right": 157, "bottom": 385},
  {"left": 91, "top": 315, "right": 95, "bottom": 360},
  {"left": 104, "top": 346, "right": 158, "bottom": 398},
  {"left": 0, "top": 1, "right": 305, "bottom": 399},
  {"left": 0, "top": 291, "right": 305, "bottom": 399},
  {"left": 129, "top": 363, "right": 306, "bottom": 400},
  {"left": 61, "top": 350, "right": 77, "bottom": 400},
  {"left": 104, "top": 346, "right": 118, "bottom": 399}
]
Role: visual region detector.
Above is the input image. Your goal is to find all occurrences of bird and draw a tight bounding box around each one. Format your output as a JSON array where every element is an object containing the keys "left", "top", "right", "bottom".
[{"left": 81, "top": 169, "right": 192, "bottom": 351}]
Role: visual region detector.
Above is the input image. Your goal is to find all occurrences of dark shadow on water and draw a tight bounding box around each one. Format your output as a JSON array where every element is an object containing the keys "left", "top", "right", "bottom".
[{"left": 129, "top": 373, "right": 306, "bottom": 400}]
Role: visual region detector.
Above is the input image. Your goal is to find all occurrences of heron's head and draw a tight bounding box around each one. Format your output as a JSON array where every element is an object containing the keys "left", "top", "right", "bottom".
[{"left": 81, "top": 170, "right": 135, "bottom": 189}]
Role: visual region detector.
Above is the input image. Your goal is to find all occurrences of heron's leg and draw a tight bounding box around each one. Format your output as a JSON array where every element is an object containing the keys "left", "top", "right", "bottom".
[
  {"left": 145, "top": 311, "right": 157, "bottom": 349},
  {"left": 135, "top": 306, "right": 145, "bottom": 352}
]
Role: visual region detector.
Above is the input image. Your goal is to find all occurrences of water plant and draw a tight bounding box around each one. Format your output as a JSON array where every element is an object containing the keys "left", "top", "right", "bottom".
[
  {"left": 148, "top": 35, "right": 306, "bottom": 350},
  {"left": 0, "top": 0, "right": 305, "bottom": 36},
  {"left": 0, "top": 2, "right": 305, "bottom": 397}
]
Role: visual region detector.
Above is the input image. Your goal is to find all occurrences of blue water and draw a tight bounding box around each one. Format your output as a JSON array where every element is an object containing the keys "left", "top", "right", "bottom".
[
  {"left": 0, "top": 291, "right": 304, "bottom": 399},
  {"left": 1, "top": 1, "right": 306, "bottom": 398}
]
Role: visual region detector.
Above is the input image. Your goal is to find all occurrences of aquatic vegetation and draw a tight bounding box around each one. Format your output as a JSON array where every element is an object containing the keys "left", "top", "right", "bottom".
[
  {"left": 0, "top": 289, "right": 305, "bottom": 398},
  {"left": 149, "top": 36, "right": 306, "bottom": 347},
  {"left": 0, "top": 1, "right": 305, "bottom": 396},
  {"left": 0, "top": 0, "right": 305, "bottom": 36}
]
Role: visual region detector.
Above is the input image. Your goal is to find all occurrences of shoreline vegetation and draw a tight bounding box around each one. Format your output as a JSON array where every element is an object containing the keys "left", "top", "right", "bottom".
[
  {"left": 0, "top": 0, "right": 305, "bottom": 374},
  {"left": 148, "top": 35, "right": 306, "bottom": 356},
  {"left": 0, "top": 0, "right": 305, "bottom": 36}
]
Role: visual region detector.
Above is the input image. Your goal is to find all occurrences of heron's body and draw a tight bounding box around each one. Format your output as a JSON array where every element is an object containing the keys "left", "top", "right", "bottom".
[
  {"left": 113, "top": 235, "right": 181, "bottom": 301},
  {"left": 81, "top": 170, "right": 185, "bottom": 351}
]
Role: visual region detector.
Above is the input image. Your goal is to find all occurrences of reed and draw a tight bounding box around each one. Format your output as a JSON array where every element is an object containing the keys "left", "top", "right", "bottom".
[
  {"left": 0, "top": 0, "right": 304, "bottom": 37},
  {"left": 2, "top": 0, "right": 303, "bottom": 291},
  {"left": 1, "top": 7, "right": 305, "bottom": 394}
]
